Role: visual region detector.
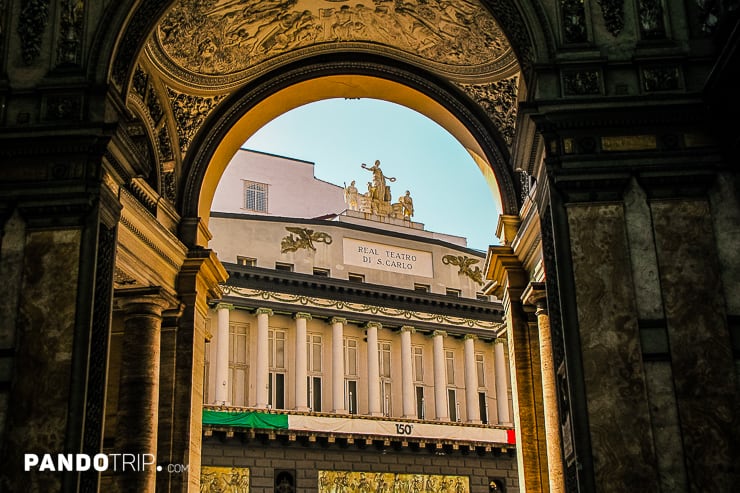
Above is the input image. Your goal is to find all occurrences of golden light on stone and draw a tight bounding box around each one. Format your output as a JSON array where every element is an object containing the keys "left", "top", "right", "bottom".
[{"left": 318, "top": 471, "right": 470, "bottom": 492}]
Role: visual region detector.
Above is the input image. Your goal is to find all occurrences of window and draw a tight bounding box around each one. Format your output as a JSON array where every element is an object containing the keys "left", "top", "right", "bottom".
[
  {"left": 446, "top": 350, "right": 455, "bottom": 385},
  {"left": 268, "top": 329, "right": 286, "bottom": 409},
  {"left": 414, "top": 283, "right": 430, "bottom": 292},
  {"left": 237, "top": 256, "right": 256, "bottom": 267},
  {"left": 346, "top": 380, "right": 358, "bottom": 414},
  {"left": 344, "top": 337, "right": 358, "bottom": 376},
  {"left": 446, "top": 288, "right": 461, "bottom": 297},
  {"left": 413, "top": 346, "right": 424, "bottom": 382},
  {"left": 313, "top": 267, "right": 330, "bottom": 277},
  {"left": 307, "top": 333, "right": 322, "bottom": 372},
  {"left": 379, "top": 341, "right": 391, "bottom": 378},
  {"left": 308, "top": 376, "right": 322, "bottom": 412},
  {"left": 275, "top": 262, "right": 293, "bottom": 272},
  {"left": 244, "top": 180, "right": 268, "bottom": 212},
  {"left": 268, "top": 372, "right": 285, "bottom": 410},
  {"left": 229, "top": 323, "right": 249, "bottom": 406},
  {"left": 448, "top": 388, "right": 458, "bottom": 422},
  {"left": 479, "top": 392, "right": 489, "bottom": 424},
  {"left": 348, "top": 273, "right": 364, "bottom": 282},
  {"left": 381, "top": 380, "right": 392, "bottom": 416},
  {"left": 416, "top": 386, "right": 425, "bottom": 419},
  {"left": 476, "top": 353, "right": 485, "bottom": 387}
]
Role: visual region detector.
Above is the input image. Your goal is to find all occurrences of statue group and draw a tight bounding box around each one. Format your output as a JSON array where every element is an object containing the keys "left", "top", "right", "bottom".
[{"left": 344, "top": 160, "right": 414, "bottom": 220}]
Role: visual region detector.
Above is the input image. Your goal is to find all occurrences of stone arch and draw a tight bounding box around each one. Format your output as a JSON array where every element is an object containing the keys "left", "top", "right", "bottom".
[{"left": 180, "top": 55, "right": 521, "bottom": 240}]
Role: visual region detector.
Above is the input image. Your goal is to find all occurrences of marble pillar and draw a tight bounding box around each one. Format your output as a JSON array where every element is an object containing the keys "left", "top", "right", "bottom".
[
  {"left": 463, "top": 335, "right": 481, "bottom": 423},
  {"left": 366, "top": 322, "right": 382, "bottom": 416},
  {"left": 255, "top": 308, "right": 272, "bottom": 408},
  {"left": 330, "top": 317, "right": 347, "bottom": 413},
  {"left": 214, "top": 303, "right": 232, "bottom": 405},
  {"left": 294, "top": 312, "right": 311, "bottom": 411},
  {"left": 432, "top": 330, "right": 449, "bottom": 421},
  {"left": 494, "top": 339, "right": 511, "bottom": 425},
  {"left": 400, "top": 326, "right": 416, "bottom": 418}
]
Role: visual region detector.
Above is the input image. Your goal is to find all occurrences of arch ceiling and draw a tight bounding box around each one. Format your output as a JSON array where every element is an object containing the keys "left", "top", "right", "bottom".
[{"left": 124, "top": 0, "right": 523, "bottom": 222}]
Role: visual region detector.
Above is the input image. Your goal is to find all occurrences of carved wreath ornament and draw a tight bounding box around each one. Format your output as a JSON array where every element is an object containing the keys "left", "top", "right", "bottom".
[
  {"left": 442, "top": 255, "right": 484, "bottom": 285},
  {"left": 280, "top": 227, "right": 332, "bottom": 253}
]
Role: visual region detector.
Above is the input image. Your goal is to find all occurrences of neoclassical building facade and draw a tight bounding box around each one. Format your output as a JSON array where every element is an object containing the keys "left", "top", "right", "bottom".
[{"left": 0, "top": 1, "right": 738, "bottom": 493}]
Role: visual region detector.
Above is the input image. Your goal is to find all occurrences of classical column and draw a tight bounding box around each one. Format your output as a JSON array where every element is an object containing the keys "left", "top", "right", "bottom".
[
  {"left": 294, "top": 312, "right": 311, "bottom": 411},
  {"left": 331, "top": 317, "right": 347, "bottom": 413},
  {"left": 400, "top": 326, "right": 416, "bottom": 418},
  {"left": 432, "top": 330, "right": 449, "bottom": 421},
  {"left": 463, "top": 334, "right": 481, "bottom": 423},
  {"left": 214, "top": 303, "right": 233, "bottom": 405},
  {"left": 494, "top": 338, "right": 511, "bottom": 425},
  {"left": 115, "top": 287, "right": 176, "bottom": 493},
  {"left": 525, "top": 284, "right": 566, "bottom": 493},
  {"left": 366, "top": 322, "right": 382, "bottom": 416},
  {"left": 255, "top": 308, "right": 273, "bottom": 408}
]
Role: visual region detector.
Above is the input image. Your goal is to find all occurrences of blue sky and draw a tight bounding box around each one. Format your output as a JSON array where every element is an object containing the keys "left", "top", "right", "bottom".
[{"left": 240, "top": 98, "right": 501, "bottom": 251}]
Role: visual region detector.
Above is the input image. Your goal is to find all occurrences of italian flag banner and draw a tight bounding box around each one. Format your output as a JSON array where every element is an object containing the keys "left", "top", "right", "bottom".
[{"left": 203, "top": 410, "right": 515, "bottom": 444}]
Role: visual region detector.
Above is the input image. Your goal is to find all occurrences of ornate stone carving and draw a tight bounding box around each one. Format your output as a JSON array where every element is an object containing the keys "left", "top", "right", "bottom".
[
  {"left": 561, "top": 0, "right": 588, "bottom": 43},
  {"left": 156, "top": 0, "right": 510, "bottom": 76},
  {"left": 562, "top": 70, "right": 601, "bottom": 96},
  {"left": 345, "top": 161, "right": 415, "bottom": 220},
  {"left": 458, "top": 75, "right": 519, "bottom": 146},
  {"left": 642, "top": 66, "right": 680, "bottom": 92},
  {"left": 146, "top": 86, "right": 164, "bottom": 125},
  {"left": 57, "top": 0, "right": 84, "bottom": 65},
  {"left": 166, "top": 87, "right": 227, "bottom": 152},
  {"left": 44, "top": 94, "right": 82, "bottom": 120},
  {"left": 442, "top": 254, "right": 484, "bottom": 285},
  {"left": 132, "top": 65, "right": 148, "bottom": 100},
  {"left": 596, "top": 0, "right": 625, "bottom": 36},
  {"left": 638, "top": 0, "right": 666, "bottom": 39},
  {"left": 201, "top": 466, "right": 250, "bottom": 492},
  {"left": 280, "top": 227, "right": 332, "bottom": 253},
  {"left": 157, "top": 126, "right": 173, "bottom": 162},
  {"left": 17, "top": 0, "right": 49, "bottom": 64}
]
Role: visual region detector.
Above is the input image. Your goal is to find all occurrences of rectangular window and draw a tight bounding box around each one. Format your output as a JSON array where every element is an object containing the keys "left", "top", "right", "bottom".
[
  {"left": 413, "top": 346, "right": 424, "bottom": 382},
  {"left": 479, "top": 392, "right": 489, "bottom": 424},
  {"left": 348, "top": 273, "right": 365, "bottom": 282},
  {"left": 446, "top": 350, "right": 455, "bottom": 385},
  {"left": 307, "top": 333, "right": 322, "bottom": 373},
  {"left": 269, "top": 329, "right": 286, "bottom": 369},
  {"left": 416, "top": 386, "right": 425, "bottom": 419},
  {"left": 476, "top": 353, "right": 485, "bottom": 387},
  {"left": 244, "top": 180, "right": 268, "bottom": 212},
  {"left": 236, "top": 256, "right": 256, "bottom": 267},
  {"left": 344, "top": 337, "right": 358, "bottom": 376},
  {"left": 229, "top": 323, "right": 249, "bottom": 406},
  {"left": 379, "top": 341, "right": 391, "bottom": 378},
  {"left": 313, "top": 267, "right": 330, "bottom": 277},
  {"left": 446, "top": 288, "right": 461, "bottom": 297},
  {"left": 414, "top": 283, "right": 430, "bottom": 292},
  {"left": 308, "top": 376, "right": 322, "bottom": 412},
  {"left": 268, "top": 372, "right": 285, "bottom": 409},
  {"left": 275, "top": 262, "right": 293, "bottom": 272},
  {"left": 381, "top": 380, "right": 392, "bottom": 416},
  {"left": 346, "top": 380, "right": 358, "bottom": 414},
  {"left": 448, "top": 388, "right": 458, "bottom": 422}
]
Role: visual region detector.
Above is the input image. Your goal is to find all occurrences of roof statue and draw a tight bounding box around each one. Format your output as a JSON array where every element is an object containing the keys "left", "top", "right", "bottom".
[{"left": 344, "top": 160, "right": 414, "bottom": 221}]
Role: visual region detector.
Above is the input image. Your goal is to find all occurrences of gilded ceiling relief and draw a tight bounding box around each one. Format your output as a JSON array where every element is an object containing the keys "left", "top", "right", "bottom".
[
  {"left": 166, "top": 87, "right": 228, "bottom": 152},
  {"left": 156, "top": 0, "right": 509, "bottom": 75}
]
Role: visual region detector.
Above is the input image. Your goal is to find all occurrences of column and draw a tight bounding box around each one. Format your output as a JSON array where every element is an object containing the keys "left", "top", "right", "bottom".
[
  {"left": 463, "top": 334, "right": 481, "bottom": 423},
  {"left": 331, "top": 317, "right": 347, "bottom": 413},
  {"left": 400, "top": 326, "right": 416, "bottom": 418},
  {"left": 255, "top": 308, "right": 272, "bottom": 408},
  {"left": 432, "top": 330, "right": 449, "bottom": 421},
  {"left": 294, "top": 312, "right": 311, "bottom": 411},
  {"left": 494, "top": 338, "right": 511, "bottom": 425},
  {"left": 366, "top": 322, "right": 382, "bottom": 416},
  {"left": 115, "top": 288, "right": 176, "bottom": 493},
  {"left": 214, "top": 303, "right": 232, "bottom": 405}
]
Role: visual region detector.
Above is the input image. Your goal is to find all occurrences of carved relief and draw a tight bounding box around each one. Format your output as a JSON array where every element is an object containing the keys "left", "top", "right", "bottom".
[
  {"left": 642, "top": 66, "right": 680, "bottom": 92},
  {"left": 158, "top": 126, "right": 174, "bottom": 162},
  {"left": 44, "top": 94, "right": 82, "bottom": 120},
  {"left": 596, "top": 0, "right": 625, "bottom": 37},
  {"left": 280, "top": 227, "right": 332, "bottom": 253},
  {"left": 132, "top": 65, "right": 148, "bottom": 100},
  {"left": 638, "top": 0, "right": 666, "bottom": 39},
  {"left": 201, "top": 466, "right": 250, "bottom": 492},
  {"left": 318, "top": 471, "right": 469, "bottom": 492},
  {"left": 156, "top": 0, "right": 510, "bottom": 75},
  {"left": 458, "top": 75, "right": 519, "bottom": 146},
  {"left": 166, "top": 87, "right": 227, "bottom": 152},
  {"left": 18, "top": 0, "right": 50, "bottom": 64},
  {"left": 562, "top": 70, "right": 601, "bottom": 96},
  {"left": 57, "top": 0, "right": 84, "bottom": 65},
  {"left": 442, "top": 255, "right": 484, "bottom": 285},
  {"left": 560, "top": 0, "right": 588, "bottom": 43}
]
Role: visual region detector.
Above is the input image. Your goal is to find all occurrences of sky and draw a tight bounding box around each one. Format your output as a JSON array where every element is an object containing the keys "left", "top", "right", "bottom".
[{"left": 236, "top": 98, "right": 501, "bottom": 251}]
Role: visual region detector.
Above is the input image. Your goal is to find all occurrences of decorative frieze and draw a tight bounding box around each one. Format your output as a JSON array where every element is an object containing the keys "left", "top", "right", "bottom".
[
  {"left": 166, "top": 87, "right": 227, "bottom": 153},
  {"left": 641, "top": 66, "right": 680, "bottom": 92},
  {"left": 638, "top": 0, "right": 666, "bottom": 39},
  {"left": 280, "top": 227, "right": 333, "bottom": 253},
  {"left": 562, "top": 69, "right": 601, "bottom": 96},
  {"left": 458, "top": 76, "right": 519, "bottom": 146},
  {"left": 442, "top": 255, "right": 484, "bottom": 286},
  {"left": 56, "top": 0, "right": 84, "bottom": 65},
  {"left": 560, "top": 0, "right": 588, "bottom": 44},
  {"left": 596, "top": 0, "right": 625, "bottom": 36},
  {"left": 132, "top": 65, "right": 148, "bottom": 100},
  {"left": 18, "top": 0, "right": 49, "bottom": 64},
  {"left": 44, "top": 94, "right": 82, "bottom": 121}
]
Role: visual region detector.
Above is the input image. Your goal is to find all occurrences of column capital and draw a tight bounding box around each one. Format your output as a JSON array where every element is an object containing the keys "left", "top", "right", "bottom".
[
  {"left": 464, "top": 333, "right": 477, "bottom": 341},
  {"left": 522, "top": 281, "right": 548, "bottom": 315},
  {"left": 365, "top": 321, "right": 382, "bottom": 330},
  {"left": 329, "top": 316, "right": 348, "bottom": 325},
  {"left": 494, "top": 337, "right": 508, "bottom": 345},
  {"left": 432, "top": 330, "right": 447, "bottom": 338},
  {"left": 294, "top": 312, "right": 312, "bottom": 320},
  {"left": 115, "top": 286, "right": 179, "bottom": 315},
  {"left": 215, "top": 302, "right": 233, "bottom": 311},
  {"left": 255, "top": 307, "right": 273, "bottom": 316},
  {"left": 400, "top": 325, "right": 416, "bottom": 334}
]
